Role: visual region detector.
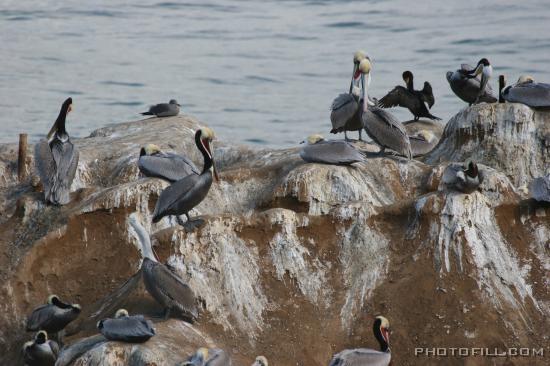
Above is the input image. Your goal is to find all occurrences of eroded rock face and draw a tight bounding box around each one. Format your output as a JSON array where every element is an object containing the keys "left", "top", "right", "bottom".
[{"left": 0, "top": 106, "right": 548, "bottom": 366}]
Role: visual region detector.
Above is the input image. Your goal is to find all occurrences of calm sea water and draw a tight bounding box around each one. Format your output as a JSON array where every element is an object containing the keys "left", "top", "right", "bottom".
[{"left": 0, "top": 0, "right": 548, "bottom": 147}]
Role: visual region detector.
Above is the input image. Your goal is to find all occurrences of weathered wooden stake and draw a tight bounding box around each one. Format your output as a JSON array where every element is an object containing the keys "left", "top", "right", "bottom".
[
  {"left": 498, "top": 75, "right": 506, "bottom": 103},
  {"left": 18, "top": 133, "right": 28, "bottom": 182}
]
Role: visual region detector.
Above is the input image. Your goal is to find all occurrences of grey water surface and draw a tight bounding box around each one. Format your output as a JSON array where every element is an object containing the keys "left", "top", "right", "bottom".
[{"left": 0, "top": 0, "right": 548, "bottom": 146}]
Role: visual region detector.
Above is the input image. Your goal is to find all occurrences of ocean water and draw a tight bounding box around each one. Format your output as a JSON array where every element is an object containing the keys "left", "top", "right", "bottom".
[{"left": 0, "top": 0, "right": 548, "bottom": 147}]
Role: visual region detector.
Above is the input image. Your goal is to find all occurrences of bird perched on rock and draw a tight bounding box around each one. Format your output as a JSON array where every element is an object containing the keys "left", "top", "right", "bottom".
[
  {"left": 22, "top": 330, "right": 59, "bottom": 366},
  {"left": 182, "top": 347, "right": 232, "bottom": 366},
  {"left": 26, "top": 295, "right": 81, "bottom": 343},
  {"left": 299, "top": 134, "right": 365, "bottom": 165},
  {"left": 441, "top": 161, "right": 483, "bottom": 193},
  {"left": 141, "top": 99, "right": 180, "bottom": 117},
  {"left": 378, "top": 70, "right": 440, "bottom": 121},
  {"left": 502, "top": 75, "right": 550, "bottom": 108},
  {"left": 529, "top": 173, "right": 550, "bottom": 202},
  {"left": 35, "top": 97, "right": 79, "bottom": 205},
  {"left": 152, "top": 127, "right": 218, "bottom": 231},
  {"left": 329, "top": 316, "right": 391, "bottom": 366},
  {"left": 446, "top": 59, "right": 497, "bottom": 105},
  {"left": 138, "top": 143, "right": 199, "bottom": 182},
  {"left": 97, "top": 308, "right": 155, "bottom": 343},
  {"left": 408, "top": 130, "right": 439, "bottom": 157}
]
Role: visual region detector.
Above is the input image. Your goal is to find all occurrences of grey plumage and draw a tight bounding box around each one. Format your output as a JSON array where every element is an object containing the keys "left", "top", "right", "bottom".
[
  {"left": 408, "top": 130, "right": 439, "bottom": 157},
  {"left": 330, "top": 93, "right": 363, "bottom": 139},
  {"left": 23, "top": 331, "right": 59, "bottom": 366},
  {"left": 329, "top": 348, "right": 391, "bottom": 366},
  {"left": 529, "top": 174, "right": 550, "bottom": 202},
  {"left": 442, "top": 162, "right": 483, "bottom": 193},
  {"left": 502, "top": 78, "right": 550, "bottom": 108},
  {"left": 54, "top": 334, "right": 107, "bottom": 366},
  {"left": 35, "top": 98, "right": 79, "bottom": 205},
  {"left": 141, "top": 99, "right": 180, "bottom": 117},
  {"left": 97, "top": 310, "right": 155, "bottom": 343},
  {"left": 183, "top": 348, "right": 231, "bottom": 366},
  {"left": 363, "top": 106, "right": 412, "bottom": 159},
  {"left": 446, "top": 64, "right": 497, "bottom": 105},
  {"left": 128, "top": 214, "right": 198, "bottom": 321},
  {"left": 26, "top": 295, "right": 81, "bottom": 335},
  {"left": 138, "top": 145, "right": 199, "bottom": 182},
  {"left": 300, "top": 136, "right": 365, "bottom": 165}
]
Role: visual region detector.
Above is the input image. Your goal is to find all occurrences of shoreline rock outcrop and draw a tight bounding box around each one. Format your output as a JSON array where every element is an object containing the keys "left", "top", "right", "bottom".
[{"left": 0, "top": 104, "right": 548, "bottom": 365}]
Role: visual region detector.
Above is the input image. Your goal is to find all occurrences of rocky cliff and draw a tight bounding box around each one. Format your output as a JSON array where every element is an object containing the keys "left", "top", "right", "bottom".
[{"left": 0, "top": 103, "right": 548, "bottom": 365}]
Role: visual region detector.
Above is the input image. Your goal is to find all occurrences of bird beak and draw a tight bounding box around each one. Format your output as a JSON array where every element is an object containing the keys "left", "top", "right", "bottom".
[
  {"left": 46, "top": 120, "right": 58, "bottom": 140},
  {"left": 353, "top": 63, "right": 361, "bottom": 79},
  {"left": 473, "top": 64, "right": 483, "bottom": 77},
  {"left": 207, "top": 141, "right": 219, "bottom": 182},
  {"left": 213, "top": 163, "right": 219, "bottom": 182},
  {"left": 68, "top": 104, "right": 73, "bottom": 113}
]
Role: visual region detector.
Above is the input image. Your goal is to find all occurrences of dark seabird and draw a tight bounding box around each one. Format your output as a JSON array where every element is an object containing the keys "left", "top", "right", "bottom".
[
  {"left": 26, "top": 295, "right": 81, "bottom": 339},
  {"left": 299, "top": 134, "right": 365, "bottom": 165},
  {"left": 529, "top": 173, "right": 550, "bottom": 202},
  {"left": 152, "top": 127, "right": 218, "bottom": 231},
  {"left": 138, "top": 143, "right": 199, "bottom": 182},
  {"left": 129, "top": 214, "right": 198, "bottom": 321},
  {"left": 54, "top": 334, "right": 107, "bottom": 366},
  {"left": 329, "top": 316, "right": 391, "bottom": 366},
  {"left": 358, "top": 59, "right": 412, "bottom": 159},
  {"left": 22, "top": 330, "right": 59, "bottom": 366},
  {"left": 502, "top": 75, "right": 550, "bottom": 108},
  {"left": 378, "top": 71, "right": 440, "bottom": 120},
  {"left": 141, "top": 99, "right": 180, "bottom": 117},
  {"left": 330, "top": 50, "right": 369, "bottom": 141},
  {"left": 409, "top": 130, "right": 439, "bottom": 157},
  {"left": 97, "top": 308, "right": 155, "bottom": 343},
  {"left": 35, "top": 97, "right": 79, "bottom": 205},
  {"left": 182, "top": 347, "right": 232, "bottom": 366},
  {"left": 446, "top": 59, "right": 497, "bottom": 105},
  {"left": 442, "top": 161, "right": 483, "bottom": 193}
]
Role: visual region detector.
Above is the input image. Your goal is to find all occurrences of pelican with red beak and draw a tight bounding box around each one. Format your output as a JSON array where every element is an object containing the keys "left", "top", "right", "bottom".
[
  {"left": 328, "top": 316, "right": 392, "bottom": 366},
  {"left": 152, "top": 127, "right": 218, "bottom": 231}
]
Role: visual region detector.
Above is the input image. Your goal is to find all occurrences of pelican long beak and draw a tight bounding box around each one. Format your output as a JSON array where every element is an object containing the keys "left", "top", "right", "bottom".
[
  {"left": 349, "top": 63, "right": 358, "bottom": 93},
  {"left": 46, "top": 121, "right": 58, "bottom": 140},
  {"left": 209, "top": 141, "right": 219, "bottom": 182},
  {"left": 472, "top": 64, "right": 483, "bottom": 77}
]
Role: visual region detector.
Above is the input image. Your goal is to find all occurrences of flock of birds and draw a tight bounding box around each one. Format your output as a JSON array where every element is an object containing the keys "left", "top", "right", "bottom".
[{"left": 22, "top": 49, "right": 550, "bottom": 366}]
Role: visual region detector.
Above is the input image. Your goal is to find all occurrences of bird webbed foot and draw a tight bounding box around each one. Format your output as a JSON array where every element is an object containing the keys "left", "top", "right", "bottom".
[{"left": 183, "top": 218, "right": 205, "bottom": 233}]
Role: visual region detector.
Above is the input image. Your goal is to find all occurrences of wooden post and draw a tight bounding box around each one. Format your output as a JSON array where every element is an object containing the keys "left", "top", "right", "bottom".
[
  {"left": 498, "top": 75, "right": 506, "bottom": 103},
  {"left": 18, "top": 133, "right": 28, "bottom": 182}
]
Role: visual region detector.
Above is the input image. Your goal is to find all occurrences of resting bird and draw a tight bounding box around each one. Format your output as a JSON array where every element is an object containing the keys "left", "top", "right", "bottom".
[
  {"left": 26, "top": 295, "right": 81, "bottom": 341},
  {"left": 182, "top": 347, "right": 232, "bottom": 366},
  {"left": 299, "top": 134, "right": 365, "bottom": 165},
  {"left": 138, "top": 144, "right": 199, "bottom": 182},
  {"left": 529, "top": 173, "right": 550, "bottom": 202},
  {"left": 441, "top": 161, "right": 483, "bottom": 193},
  {"left": 34, "top": 97, "right": 79, "bottom": 205},
  {"left": 129, "top": 214, "right": 198, "bottom": 321},
  {"left": 502, "top": 75, "right": 550, "bottom": 108},
  {"left": 141, "top": 99, "right": 180, "bottom": 117},
  {"left": 152, "top": 127, "right": 218, "bottom": 231},
  {"left": 97, "top": 308, "right": 155, "bottom": 343},
  {"left": 252, "top": 356, "right": 268, "bottom": 366},
  {"left": 446, "top": 59, "right": 497, "bottom": 105},
  {"left": 330, "top": 50, "right": 370, "bottom": 141},
  {"left": 23, "top": 331, "right": 59, "bottom": 366},
  {"left": 378, "top": 71, "right": 440, "bottom": 120},
  {"left": 358, "top": 59, "right": 412, "bottom": 159},
  {"left": 329, "top": 316, "right": 391, "bottom": 366},
  {"left": 409, "top": 130, "right": 439, "bottom": 157}
]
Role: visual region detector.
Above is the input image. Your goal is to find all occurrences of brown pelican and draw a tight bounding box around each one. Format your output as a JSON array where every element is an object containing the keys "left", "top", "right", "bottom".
[
  {"left": 182, "top": 347, "right": 232, "bottom": 366},
  {"left": 26, "top": 295, "right": 81, "bottom": 340},
  {"left": 442, "top": 161, "right": 482, "bottom": 193},
  {"left": 138, "top": 144, "right": 199, "bottom": 182},
  {"left": 502, "top": 75, "right": 550, "bottom": 108},
  {"left": 329, "top": 316, "right": 391, "bottom": 366},
  {"left": 358, "top": 59, "right": 412, "bottom": 159},
  {"left": 23, "top": 331, "right": 59, "bottom": 366},
  {"left": 299, "top": 134, "right": 365, "bottom": 165},
  {"left": 129, "top": 214, "right": 198, "bottom": 320},
  {"left": 446, "top": 59, "right": 497, "bottom": 105},
  {"left": 54, "top": 335, "right": 107, "bottom": 366},
  {"left": 252, "top": 356, "right": 268, "bottom": 366},
  {"left": 409, "top": 130, "right": 439, "bottom": 157},
  {"left": 378, "top": 71, "right": 440, "bottom": 121},
  {"left": 529, "top": 173, "right": 550, "bottom": 202},
  {"left": 330, "top": 50, "right": 369, "bottom": 141},
  {"left": 141, "top": 99, "right": 180, "bottom": 117},
  {"left": 152, "top": 127, "right": 218, "bottom": 230},
  {"left": 97, "top": 308, "right": 155, "bottom": 343},
  {"left": 35, "top": 97, "right": 79, "bottom": 205}
]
